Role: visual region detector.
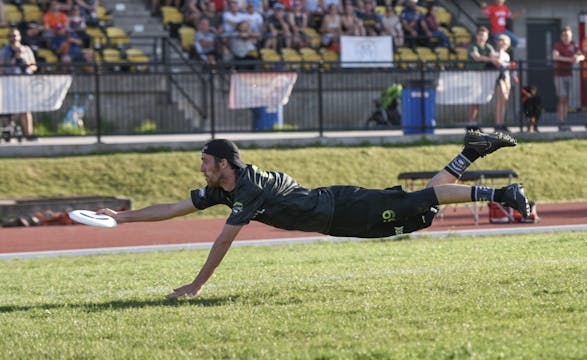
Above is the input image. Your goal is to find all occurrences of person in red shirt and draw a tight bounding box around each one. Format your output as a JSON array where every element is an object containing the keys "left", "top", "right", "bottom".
[
  {"left": 480, "top": 0, "right": 525, "bottom": 48},
  {"left": 552, "top": 26, "right": 585, "bottom": 131}
]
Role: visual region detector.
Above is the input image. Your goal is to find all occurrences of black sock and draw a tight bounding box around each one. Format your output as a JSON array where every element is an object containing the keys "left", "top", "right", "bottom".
[
  {"left": 471, "top": 186, "right": 495, "bottom": 202},
  {"left": 444, "top": 149, "right": 480, "bottom": 179}
]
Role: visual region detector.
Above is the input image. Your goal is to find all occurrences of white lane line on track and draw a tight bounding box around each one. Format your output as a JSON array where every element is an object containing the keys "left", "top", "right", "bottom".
[{"left": 1, "top": 224, "right": 587, "bottom": 260}]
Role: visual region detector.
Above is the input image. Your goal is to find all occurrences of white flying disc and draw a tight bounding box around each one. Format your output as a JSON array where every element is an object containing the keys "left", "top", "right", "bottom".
[{"left": 69, "top": 210, "right": 117, "bottom": 228}]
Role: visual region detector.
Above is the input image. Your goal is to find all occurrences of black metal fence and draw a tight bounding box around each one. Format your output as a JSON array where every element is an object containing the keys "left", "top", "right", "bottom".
[{"left": 2, "top": 47, "right": 585, "bottom": 139}]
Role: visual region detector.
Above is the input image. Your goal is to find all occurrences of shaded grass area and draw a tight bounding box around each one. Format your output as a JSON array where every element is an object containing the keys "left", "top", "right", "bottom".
[
  {"left": 0, "top": 232, "right": 585, "bottom": 358},
  {"left": 0, "top": 139, "right": 586, "bottom": 215}
]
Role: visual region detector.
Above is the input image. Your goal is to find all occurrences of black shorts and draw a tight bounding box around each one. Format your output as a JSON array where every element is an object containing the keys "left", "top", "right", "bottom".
[{"left": 326, "top": 185, "right": 438, "bottom": 238}]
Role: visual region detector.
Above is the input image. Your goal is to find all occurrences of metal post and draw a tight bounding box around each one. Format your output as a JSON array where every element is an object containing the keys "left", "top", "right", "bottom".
[
  {"left": 209, "top": 67, "right": 216, "bottom": 139},
  {"left": 518, "top": 60, "right": 525, "bottom": 132},
  {"left": 420, "top": 64, "right": 426, "bottom": 133},
  {"left": 94, "top": 62, "right": 102, "bottom": 144},
  {"left": 318, "top": 62, "right": 324, "bottom": 137}
]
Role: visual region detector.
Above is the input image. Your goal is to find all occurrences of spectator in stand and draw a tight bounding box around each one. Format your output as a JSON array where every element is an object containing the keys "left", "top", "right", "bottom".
[
  {"left": 0, "top": 28, "right": 38, "bottom": 140},
  {"left": 247, "top": 0, "right": 265, "bottom": 13},
  {"left": 423, "top": 5, "right": 454, "bottom": 51},
  {"left": 222, "top": 0, "right": 246, "bottom": 36},
  {"left": 319, "top": 0, "right": 340, "bottom": 13},
  {"left": 182, "top": 0, "right": 201, "bottom": 27},
  {"left": 69, "top": 4, "right": 91, "bottom": 48},
  {"left": 194, "top": 17, "right": 218, "bottom": 63},
  {"left": 341, "top": 2, "right": 365, "bottom": 37},
  {"left": 320, "top": 3, "right": 341, "bottom": 50},
  {"left": 491, "top": 34, "right": 512, "bottom": 132},
  {"left": 0, "top": 1, "right": 5, "bottom": 27},
  {"left": 466, "top": 26, "right": 496, "bottom": 131},
  {"left": 552, "top": 26, "right": 585, "bottom": 132},
  {"left": 202, "top": 1, "right": 224, "bottom": 33},
  {"left": 229, "top": 20, "right": 259, "bottom": 68},
  {"left": 20, "top": 21, "right": 45, "bottom": 52},
  {"left": 51, "top": 22, "right": 85, "bottom": 65},
  {"left": 75, "top": 0, "right": 99, "bottom": 25},
  {"left": 287, "top": 0, "right": 311, "bottom": 48},
  {"left": 221, "top": 0, "right": 246, "bottom": 58},
  {"left": 151, "top": 0, "right": 182, "bottom": 16},
  {"left": 265, "top": 3, "right": 292, "bottom": 50},
  {"left": 43, "top": 0, "right": 69, "bottom": 42},
  {"left": 381, "top": 4, "right": 402, "bottom": 47},
  {"left": 304, "top": 0, "right": 322, "bottom": 29},
  {"left": 480, "top": 0, "right": 525, "bottom": 49},
  {"left": 357, "top": 1, "right": 382, "bottom": 36},
  {"left": 243, "top": 1, "right": 264, "bottom": 34},
  {"left": 399, "top": 0, "right": 427, "bottom": 48},
  {"left": 55, "top": 0, "right": 73, "bottom": 12}
]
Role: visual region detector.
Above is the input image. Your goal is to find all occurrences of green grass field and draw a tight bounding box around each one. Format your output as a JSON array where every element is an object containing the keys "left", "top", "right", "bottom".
[
  {"left": 1, "top": 232, "right": 585, "bottom": 358},
  {"left": 1, "top": 139, "right": 586, "bottom": 216}
]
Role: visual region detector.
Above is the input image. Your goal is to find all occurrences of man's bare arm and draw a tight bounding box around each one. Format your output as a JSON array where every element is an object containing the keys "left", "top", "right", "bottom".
[
  {"left": 96, "top": 199, "right": 197, "bottom": 223},
  {"left": 166, "top": 223, "right": 243, "bottom": 299}
]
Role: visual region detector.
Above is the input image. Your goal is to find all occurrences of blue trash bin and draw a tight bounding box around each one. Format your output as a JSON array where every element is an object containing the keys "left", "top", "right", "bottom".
[
  {"left": 251, "top": 107, "right": 279, "bottom": 131},
  {"left": 401, "top": 80, "right": 436, "bottom": 135}
]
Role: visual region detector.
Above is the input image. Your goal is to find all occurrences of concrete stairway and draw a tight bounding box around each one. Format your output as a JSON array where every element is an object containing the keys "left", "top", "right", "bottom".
[
  {"left": 97, "top": 0, "right": 208, "bottom": 129},
  {"left": 100, "top": 0, "right": 168, "bottom": 57}
]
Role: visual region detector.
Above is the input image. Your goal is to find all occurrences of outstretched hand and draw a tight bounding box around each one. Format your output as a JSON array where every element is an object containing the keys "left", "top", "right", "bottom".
[
  {"left": 166, "top": 282, "right": 203, "bottom": 299},
  {"left": 95, "top": 208, "right": 118, "bottom": 218}
]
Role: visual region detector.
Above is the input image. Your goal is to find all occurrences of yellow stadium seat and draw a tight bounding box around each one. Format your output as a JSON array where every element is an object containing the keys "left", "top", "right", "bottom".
[
  {"left": 36, "top": 48, "right": 59, "bottom": 63},
  {"left": 319, "top": 48, "right": 338, "bottom": 70},
  {"left": 260, "top": 48, "right": 282, "bottom": 69},
  {"left": 126, "top": 49, "right": 150, "bottom": 72},
  {"left": 4, "top": 4, "right": 23, "bottom": 24},
  {"left": 162, "top": 10, "right": 183, "bottom": 26},
  {"left": 160, "top": 6, "right": 180, "bottom": 16},
  {"left": 22, "top": 4, "right": 43, "bottom": 23},
  {"left": 299, "top": 47, "right": 321, "bottom": 70},
  {"left": 281, "top": 48, "right": 302, "bottom": 69},
  {"left": 178, "top": 26, "right": 196, "bottom": 51},
  {"left": 396, "top": 46, "right": 418, "bottom": 69},
  {"left": 106, "top": 26, "right": 130, "bottom": 47},
  {"left": 434, "top": 46, "right": 452, "bottom": 68},
  {"left": 415, "top": 46, "right": 437, "bottom": 62},
  {"left": 303, "top": 28, "right": 320, "bottom": 48},
  {"left": 96, "top": 6, "right": 113, "bottom": 23},
  {"left": 86, "top": 26, "right": 107, "bottom": 47},
  {"left": 435, "top": 6, "right": 452, "bottom": 26},
  {"left": 102, "top": 48, "right": 122, "bottom": 61},
  {"left": 454, "top": 47, "right": 468, "bottom": 68},
  {"left": 451, "top": 26, "right": 472, "bottom": 45}
]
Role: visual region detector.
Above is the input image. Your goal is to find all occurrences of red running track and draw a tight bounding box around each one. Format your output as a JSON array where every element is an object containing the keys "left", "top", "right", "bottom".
[{"left": 0, "top": 202, "right": 586, "bottom": 255}]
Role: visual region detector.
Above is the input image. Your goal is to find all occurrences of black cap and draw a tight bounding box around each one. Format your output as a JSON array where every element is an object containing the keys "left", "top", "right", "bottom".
[{"left": 202, "top": 139, "right": 246, "bottom": 168}]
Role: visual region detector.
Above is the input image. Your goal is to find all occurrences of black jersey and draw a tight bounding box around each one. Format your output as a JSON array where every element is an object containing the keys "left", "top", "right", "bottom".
[
  {"left": 191, "top": 164, "right": 439, "bottom": 238},
  {"left": 191, "top": 165, "right": 334, "bottom": 233}
]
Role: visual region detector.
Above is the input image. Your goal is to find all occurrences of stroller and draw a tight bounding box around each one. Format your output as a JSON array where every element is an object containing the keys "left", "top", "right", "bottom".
[
  {"left": 365, "top": 84, "right": 402, "bottom": 129},
  {"left": 0, "top": 115, "right": 24, "bottom": 143},
  {"left": 59, "top": 94, "right": 94, "bottom": 135}
]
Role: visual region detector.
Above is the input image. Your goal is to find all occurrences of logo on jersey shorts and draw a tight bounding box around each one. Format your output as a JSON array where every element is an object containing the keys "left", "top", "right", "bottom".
[
  {"left": 232, "top": 202, "right": 243, "bottom": 215},
  {"left": 381, "top": 209, "right": 396, "bottom": 222},
  {"left": 394, "top": 226, "right": 404, "bottom": 235},
  {"left": 198, "top": 187, "right": 206, "bottom": 198}
]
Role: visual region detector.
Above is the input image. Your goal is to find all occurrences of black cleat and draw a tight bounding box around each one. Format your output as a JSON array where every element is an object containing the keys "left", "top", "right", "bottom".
[
  {"left": 501, "top": 183, "right": 531, "bottom": 218},
  {"left": 464, "top": 130, "right": 517, "bottom": 157}
]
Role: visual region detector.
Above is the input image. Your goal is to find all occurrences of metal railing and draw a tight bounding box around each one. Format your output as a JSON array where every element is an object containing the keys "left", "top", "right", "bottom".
[{"left": 2, "top": 58, "right": 584, "bottom": 140}]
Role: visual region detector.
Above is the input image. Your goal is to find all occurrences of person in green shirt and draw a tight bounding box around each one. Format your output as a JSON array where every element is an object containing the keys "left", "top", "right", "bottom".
[{"left": 466, "top": 26, "right": 497, "bottom": 130}]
